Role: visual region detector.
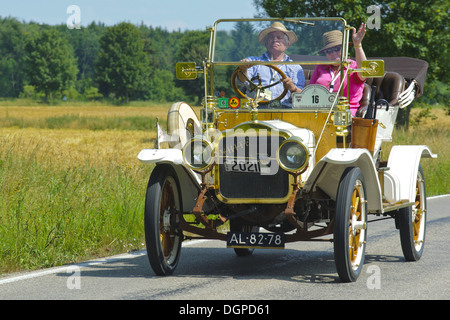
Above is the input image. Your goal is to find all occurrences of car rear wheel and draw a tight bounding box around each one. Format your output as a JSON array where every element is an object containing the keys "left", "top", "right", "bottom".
[
  {"left": 145, "top": 165, "right": 182, "bottom": 275},
  {"left": 397, "top": 164, "right": 426, "bottom": 261},
  {"left": 334, "top": 167, "right": 368, "bottom": 282}
]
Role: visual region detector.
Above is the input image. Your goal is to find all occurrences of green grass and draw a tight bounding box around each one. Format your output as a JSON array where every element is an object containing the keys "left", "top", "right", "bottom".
[{"left": 0, "top": 136, "right": 153, "bottom": 272}]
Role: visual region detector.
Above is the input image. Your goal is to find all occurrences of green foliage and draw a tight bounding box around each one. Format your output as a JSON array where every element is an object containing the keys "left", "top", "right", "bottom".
[
  {"left": 0, "top": 17, "right": 26, "bottom": 98},
  {"left": 230, "top": 21, "right": 260, "bottom": 60},
  {"left": 148, "top": 69, "right": 184, "bottom": 102},
  {"left": 84, "top": 86, "right": 103, "bottom": 101},
  {"left": 175, "top": 30, "right": 210, "bottom": 104},
  {"left": 417, "top": 80, "right": 450, "bottom": 106},
  {"left": 24, "top": 28, "right": 78, "bottom": 102},
  {"left": 57, "top": 22, "right": 105, "bottom": 81},
  {"left": 96, "top": 22, "right": 152, "bottom": 102},
  {"left": 0, "top": 18, "right": 191, "bottom": 104},
  {"left": 176, "top": 30, "right": 209, "bottom": 64},
  {"left": 19, "top": 85, "right": 38, "bottom": 99}
]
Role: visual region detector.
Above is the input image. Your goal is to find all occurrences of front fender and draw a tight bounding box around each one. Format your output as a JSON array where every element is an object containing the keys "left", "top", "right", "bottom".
[
  {"left": 138, "top": 148, "right": 202, "bottom": 212},
  {"left": 138, "top": 148, "right": 201, "bottom": 185},
  {"left": 138, "top": 148, "right": 184, "bottom": 165},
  {"left": 304, "top": 148, "right": 382, "bottom": 213}
]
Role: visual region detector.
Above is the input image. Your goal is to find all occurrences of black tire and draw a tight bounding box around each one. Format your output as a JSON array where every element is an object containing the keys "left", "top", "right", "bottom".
[
  {"left": 144, "top": 165, "right": 182, "bottom": 276},
  {"left": 334, "top": 167, "right": 368, "bottom": 282},
  {"left": 397, "top": 164, "right": 426, "bottom": 261}
]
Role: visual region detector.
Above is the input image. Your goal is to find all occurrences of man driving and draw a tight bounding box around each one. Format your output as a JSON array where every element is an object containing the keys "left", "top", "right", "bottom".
[{"left": 237, "top": 22, "right": 305, "bottom": 107}]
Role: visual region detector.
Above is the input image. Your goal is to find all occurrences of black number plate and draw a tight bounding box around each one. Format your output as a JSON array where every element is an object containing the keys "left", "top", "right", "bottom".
[{"left": 226, "top": 232, "right": 285, "bottom": 249}]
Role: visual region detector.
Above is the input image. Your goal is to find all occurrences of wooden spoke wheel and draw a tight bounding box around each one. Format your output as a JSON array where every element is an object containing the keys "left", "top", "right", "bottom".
[
  {"left": 334, "top": 167, "right": 368, "bottom": 282},
  {"left": 144, "top": 165, "right": 182, "bottom": 275}
]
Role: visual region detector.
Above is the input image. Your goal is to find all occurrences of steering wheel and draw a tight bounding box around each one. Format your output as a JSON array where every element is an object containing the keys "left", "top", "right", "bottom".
[{"left": 231, "top": 64, "right": 288, "bottom": 105}]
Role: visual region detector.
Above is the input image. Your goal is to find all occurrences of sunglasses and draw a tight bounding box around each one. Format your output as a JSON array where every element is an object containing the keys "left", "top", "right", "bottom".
[{"left": 323, "top": 46, "right": 342, "bottom": 55}]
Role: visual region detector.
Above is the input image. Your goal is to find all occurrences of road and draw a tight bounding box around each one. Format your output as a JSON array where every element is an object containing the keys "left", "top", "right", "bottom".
[{"left": 1, "top": 195, "right": 449, "bottom": 303}]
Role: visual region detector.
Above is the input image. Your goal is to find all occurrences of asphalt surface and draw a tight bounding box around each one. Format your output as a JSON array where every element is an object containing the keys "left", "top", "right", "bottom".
[{"left": 1, "top": 195, "right": 449, "bottom": 303}]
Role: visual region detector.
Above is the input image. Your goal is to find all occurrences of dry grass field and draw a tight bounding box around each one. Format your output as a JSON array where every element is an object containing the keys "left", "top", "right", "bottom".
[
  {"left": 0, "top": 101, "right": 448, "bottom": 273},
  {"left": 0, "top": 103, "right": 170, "bottom": 120}
]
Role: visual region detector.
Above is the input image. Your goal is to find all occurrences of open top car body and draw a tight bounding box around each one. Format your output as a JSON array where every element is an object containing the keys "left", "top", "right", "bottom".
[{"left": 138, "top": 17, "right": 436, "bottom": 282}]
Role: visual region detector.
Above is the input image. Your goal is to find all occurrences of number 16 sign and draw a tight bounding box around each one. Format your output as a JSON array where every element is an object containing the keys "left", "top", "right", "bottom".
[{"left": 292, "top": 84, "right": 337, "bottom": 110}]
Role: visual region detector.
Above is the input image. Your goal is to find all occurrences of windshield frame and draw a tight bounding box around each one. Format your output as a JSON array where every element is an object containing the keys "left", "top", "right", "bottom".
[
  {"left": 201, "top": 17, "right": 352, "bottom": 114},
  {"left": 210, "top": 17, "right": 349, "bottom": 67}
]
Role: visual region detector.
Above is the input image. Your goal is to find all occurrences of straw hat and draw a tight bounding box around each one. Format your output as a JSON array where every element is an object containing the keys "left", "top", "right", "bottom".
[
  {"left": 258, "top": 22, "right": 297, "bottom": 45},
  {"left": 318, "top": 30, "right": 343, "bottom": 53}
]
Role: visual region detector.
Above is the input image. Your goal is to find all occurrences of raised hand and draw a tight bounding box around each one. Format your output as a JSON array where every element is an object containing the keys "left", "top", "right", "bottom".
[{"left": 352, "top": 23, "right": 366, "bottom": 47}]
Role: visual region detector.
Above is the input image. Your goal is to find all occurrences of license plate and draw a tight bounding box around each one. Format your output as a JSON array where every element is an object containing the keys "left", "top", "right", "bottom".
[
  {"left": 226, "top": 232, "right": 285, "bottom": 249},
  {"left": 224, "top": 160, "right": 261, "bottom": 173}
]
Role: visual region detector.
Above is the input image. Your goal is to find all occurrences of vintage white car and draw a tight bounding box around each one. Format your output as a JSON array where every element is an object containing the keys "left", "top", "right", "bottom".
[{"left": 138, "top": 17, "right": 436, "bottom": 282}]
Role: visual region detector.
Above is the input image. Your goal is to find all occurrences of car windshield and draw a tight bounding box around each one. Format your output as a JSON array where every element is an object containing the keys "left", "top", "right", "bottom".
[
  {"left": 209, "top": 18, "right": 349, "bottom": 110},
  {"left": 213, "top": 18, "right": 346, "bottom": 62}
]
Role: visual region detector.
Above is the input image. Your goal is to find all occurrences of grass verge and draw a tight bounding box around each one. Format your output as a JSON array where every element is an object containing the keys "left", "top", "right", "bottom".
[{"left": 0, "top": 128, "right": 154, "bottom": 273}]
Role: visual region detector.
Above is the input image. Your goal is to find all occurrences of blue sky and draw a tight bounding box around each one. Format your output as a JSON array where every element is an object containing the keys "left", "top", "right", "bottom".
[{"left": 1, "top": 0, "right": 260, "bottom": 31}]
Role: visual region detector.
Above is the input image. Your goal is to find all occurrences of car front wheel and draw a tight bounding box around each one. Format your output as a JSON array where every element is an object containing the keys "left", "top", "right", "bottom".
[
  {"left": 334, "top": 167, "right": 368, "bottom": 282},
  {"left": 144, "top": 165, "right": 183, "bottom": 276}
]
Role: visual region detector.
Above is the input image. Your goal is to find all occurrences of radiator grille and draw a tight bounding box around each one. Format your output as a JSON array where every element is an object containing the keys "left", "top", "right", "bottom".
[{"left": 217, "top": 134, "right": 289, "bottom": 200}]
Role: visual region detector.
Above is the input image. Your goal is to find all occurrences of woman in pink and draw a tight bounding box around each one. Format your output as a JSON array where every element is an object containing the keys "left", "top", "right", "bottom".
[{"left": 309, "top": 23, "right": 367, "bottom": 116}]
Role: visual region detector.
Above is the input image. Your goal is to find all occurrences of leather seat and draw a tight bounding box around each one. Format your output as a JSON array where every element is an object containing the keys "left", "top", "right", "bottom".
[
  {"left": 378, "top": 72, "right": 405, "bottom": 105},
  {"left": 356, "top": 72, "right": 405, "bottom": 117}
]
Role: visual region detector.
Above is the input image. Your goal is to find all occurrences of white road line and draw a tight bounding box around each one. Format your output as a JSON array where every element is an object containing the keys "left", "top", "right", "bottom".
[
  {"left": 0, "top": 239, "right": 211, "bottom": 285},
  {"left": 428, "top": 194, "right": 450, "bottom": 200},
  {"left": 0, "top": 250, "right": 146, "bottom": 285}
]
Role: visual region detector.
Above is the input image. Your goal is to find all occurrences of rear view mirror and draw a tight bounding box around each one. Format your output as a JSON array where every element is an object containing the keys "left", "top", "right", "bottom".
[
  {"left": 176, "top": 62, "right": 198, "bottom": 80},
  {"left": 361, "top": 60, "right": 385, "bottom": 78}
]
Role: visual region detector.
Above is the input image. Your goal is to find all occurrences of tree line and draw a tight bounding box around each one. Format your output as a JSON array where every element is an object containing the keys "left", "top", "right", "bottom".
[
  {"left": 0, "top": 0, "right": 448, "bottom": 106},
  {"left": 0, "top": 16, "right": 208, "bottom": 104}
]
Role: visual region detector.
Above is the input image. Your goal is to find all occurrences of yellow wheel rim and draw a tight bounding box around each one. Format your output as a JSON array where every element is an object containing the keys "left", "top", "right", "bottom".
[{"left": 348, "top": 181, "right": 366, "bottom": 268}]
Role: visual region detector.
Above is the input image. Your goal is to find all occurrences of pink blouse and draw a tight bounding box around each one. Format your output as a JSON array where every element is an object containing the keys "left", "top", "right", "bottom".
[{"left": 309, "top": 59, "right": 365, "bottom": 116}]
